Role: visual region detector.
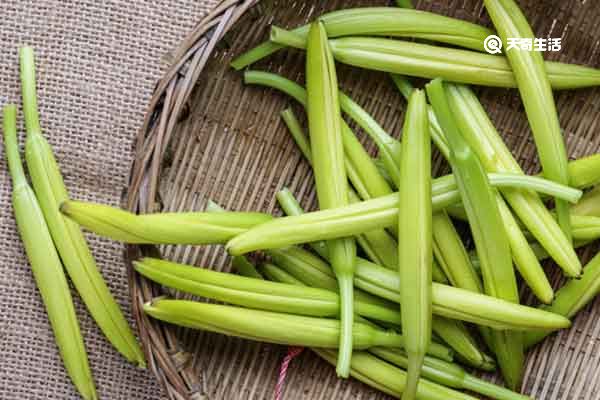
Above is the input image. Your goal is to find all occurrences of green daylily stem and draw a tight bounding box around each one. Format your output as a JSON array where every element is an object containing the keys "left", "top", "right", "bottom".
[
  {"left": 279, "top": 108, "right": 397, "bottom": 269},
  {"left": 430, "top": 316, "right": 496, "bottom": 372},
  {"left": 269, "top": 11, "right": 491, "bottom": 52},
  {"left": 525, "top": 183, "right": 600, "bottom": 346},
  {"left": 257, "top": 261, "right": 454, "bottom": 363},
  {"left": 316, "top": 349, "right": 478, "bottom": 400},
  {"left": 134, "top": 258, "right": 402, "bottom": 325},
  {"left": 275, "top": 189, "right": 490, "bottom": 369},
  {"left": 397, "top": 89, "right": 432, "bottom": 400},
  {"left": 372, "top": 348, "right": 530, "bottom": 400},
  {"left": 244, "top": 70, "right": 402, "bottom": 187},
  {"left": 61, "top": 200, "right": 272, "bottom": 244},
  {"left": 306, "top": 22, "right": 356, "bottom": 377},
  {"left": 268, "top": 246, "right": 396, "bottom": 310},
  {"left": 566, "top": 154, "right": 600, "bottom": 189},
  {"left": 268, "top": 252, "right": 487, "bottom": 367},
  {"left": 497, "top": 196, "right": 554, "bottom": 303},
  {"left": 484, "top": 0, "right": 571, "bottom": 244},
  {"left": 393, "top": 76, "right": 566, "bottom": 302},
  {"left": 432, "top": 211, "right": 483, "bottom": 293},
  {"left": 265, "top": 30, "right": 600, "bottom": 90},
  {"left": 390, "top": 75, "right": 451, "bottom": 160},
  {"left": 280, "top": 108, "right": 312, "bottom": 161},
  {"left": 483, "top": 174, "right": 580, "bottom": 204},
  {"left": 426, "top": 78, "right": 524, "bottom": 390},
  {"left": 326, "top": 37, "right": 600, "bottom": 90},
  {"left": 275, "top": 188, "right": 329, "bottom": 259},
  {"left": 3, "top": 106, "right": 27, "bottom": 187},
  {"left": 144, "top": 298, "right": 403, "bottom": 349},
  {"left": 19, "top": 47, "right": 42, "bottom": 135},
  {"left": 20, "top": 47, "right": 146, "bottom": 368},
  {"left": 226, "top": 173, "right": 580, "bottom": 255},
  {"left": 348, "top": 190, "right": 399, "bottom": 269},
  {"left": 4, "top": 105, "right": 97, "bottom": 400},
  {"left": 524, "top": 250, "right": 600, "bottom": 348},
  {"left": 231, "top": 7, "right": 493, "bottom": 69},
  {"left": 312, "top": 349, "right": 399, "bottom": 398},
  {"left": 164, "top": 264, "right": 471, "bottom": 399},
  {"left": 357, "top": 256, "right": 569, "bottom": 331},
  {"left": 259, "top": 262, "right": 305, "bottom": 285},
  {"left": 425, "top": 84, "right": 554, "bottom": 302},
  {"left": 248, "top": 71, "right": 396, "bottom": 194},
  {"left": 443, "top": 84, "right": 582, "bottom": 277},
  {"left": 389, "top": 75, "right": 490, "bottom": 316},
  {"left": 571, "top": 185, "right": 600, "bottom": 217},
  {"left": 277, "top": 187, "right": 442, "bottom": 281},
  {"left": 271, "top": 244, "right": 570, "bottom": 331}
]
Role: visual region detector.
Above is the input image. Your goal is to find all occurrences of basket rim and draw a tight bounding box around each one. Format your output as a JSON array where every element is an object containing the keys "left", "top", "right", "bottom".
[{"left": 124, "top": 1, "right": 257, "bottom": 398}]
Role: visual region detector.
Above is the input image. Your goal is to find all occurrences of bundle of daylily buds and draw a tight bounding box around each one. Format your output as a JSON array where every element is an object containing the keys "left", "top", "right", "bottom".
[{"left": 8, "top": 1, "right": 600, "bottom": 399}]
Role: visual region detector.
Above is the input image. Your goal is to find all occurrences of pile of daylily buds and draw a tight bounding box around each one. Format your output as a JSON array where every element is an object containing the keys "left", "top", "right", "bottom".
[{"left": 8, "top": 1, "right": 600, "bottom": 399}]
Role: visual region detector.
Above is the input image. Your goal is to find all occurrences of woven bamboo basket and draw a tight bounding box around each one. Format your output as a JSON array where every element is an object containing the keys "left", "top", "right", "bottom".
[{"left": 124, "top": 0, "right": 600, "bottom": 398}]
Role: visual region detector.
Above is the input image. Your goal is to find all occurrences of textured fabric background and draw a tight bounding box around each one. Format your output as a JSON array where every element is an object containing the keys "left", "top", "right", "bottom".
[{"left": 0, "top": 1, "right": 216, "bottom": 399}]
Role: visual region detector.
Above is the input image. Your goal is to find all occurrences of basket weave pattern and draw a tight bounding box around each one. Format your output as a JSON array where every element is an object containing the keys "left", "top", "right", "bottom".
[{"left": 126, "top": 1, "right": 600, "bottom": 398}]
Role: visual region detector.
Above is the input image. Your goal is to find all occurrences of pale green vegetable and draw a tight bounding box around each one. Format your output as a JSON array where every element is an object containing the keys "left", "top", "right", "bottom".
[
  {"left": 256, "top": 262, "right": 455, "bottom": 363},
  {"left": 242, "top": 259, "right": 474, "bottom": 400},
  {"left": 230, "top": 7, "right": 493, "bottom": 69},
  {"left": 134, "top": 257, "right": 402, "bottom": 326},
  {"left": 272, "top": 244, "right": 570, "bottom": 332},
  {"left": 269, "top": 15, "right": 489, "bottom": 52},
  {"left": 524, "top": 250, "right": 600, "bottom": 348},
  {"left": 226, "top": 173, "right": 580, "bottom": 255},
  {"left": 316, "top": 349, "right": 478, "bottom": 400},
  {"left": 232, "top": 256, "right": 263, "bottom": 280},
  {"left": 250, "top": 72, "right": 393, "bottom": 198},
  {"left": 483, "top": 0, "right": 572, "bottom": 247},
  {"left": 566, "top": 154, "right": 600, "bottom": 189},
  {"left": 20, "top": 46, "right": 145, "bottom": 367},
  {"left": 259, "top": 262, "right": 305, "bottom": 286},
  {"left": 61, "top": 200, "right": 272, "bottom": 244},
  {"left": 397, "top": 89, "right": 432, "bottom": 400},
  {"left": 252, "top": 263, "right": 503, "bottom": 400},
  {"left": 430, "top": 316, "right": 495, "bottom": 372},
  {"left": 432, "top": 211, "right": 482, "bottom": 293},
  {"left": 279, "top": 111, "right": 397, "bottom": 269},
  {"left": 395, "top": 0, "right": 414, "bottom": 7},
  {"left": 274, "top": 190, "right": 492, "bottom": 370},
  {"left": 444, "top": 83, "right": 581, "bottom": 279},
  {"left": 426, "top": 78, "right": 523, "bottom": 390},
  {"left": 391, "top": 75, "right": 450, "bottom": 160},
  {"left": 372, "top": 348, "right": 530, "bottom": 400},
  {"left": 3, "top": 105, "right": 96, "bottom": 400},
  {"left": 280, "top": 109, "right": 311, "bottom": 162},
  {"left": 571, "top": 184, "right": 600, "bottom": 217},
  {"left": 425, "top": 83, "right": 554, "bottom": 302},
  {"left": 326, "top": 37, "right": 600, "bottom": 90},
  {"left": 306, "top": 22, "right": 356, "bottom": 377},
  {"left": 268, "top": 246, "right": 391, "bottom": 309},
  {"left": 144, "top": 299, "right": 404, "bottom": 349},
  {"left": 392, "top": 73, "right": 549, "bottom": 315},
  {"left": 245, "top": 70, "right": 402, "bottom": 186}
]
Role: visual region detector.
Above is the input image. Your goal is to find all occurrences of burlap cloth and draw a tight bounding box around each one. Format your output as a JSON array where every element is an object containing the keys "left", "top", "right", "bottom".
[{"left": 0, "top": 1, "right": 217, "bottom": 399}]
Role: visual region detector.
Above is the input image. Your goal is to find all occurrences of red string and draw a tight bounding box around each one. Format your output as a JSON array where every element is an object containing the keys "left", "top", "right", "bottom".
[{"left": 274, "top": 346, "right": 304, "bottom": 400}]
